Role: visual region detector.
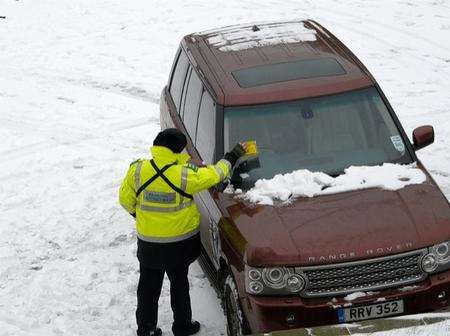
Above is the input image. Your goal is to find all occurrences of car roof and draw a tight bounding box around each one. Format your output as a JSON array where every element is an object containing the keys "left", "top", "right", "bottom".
[{"left": 182, "top": 20, "right": 375, "bottom": 106}]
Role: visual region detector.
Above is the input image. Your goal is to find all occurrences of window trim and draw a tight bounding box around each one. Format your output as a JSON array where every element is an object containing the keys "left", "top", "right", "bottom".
[
  {"left": 216, "top": 103, "right": 224, "bottom": 163},
  {"left": 180, "top": 67, "right": 192, "bottom": 119},
  {"left": 178, "top": 59, "right": 191, "bottom": 113}
]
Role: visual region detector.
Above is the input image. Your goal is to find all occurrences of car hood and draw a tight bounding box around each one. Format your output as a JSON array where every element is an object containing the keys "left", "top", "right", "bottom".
[{"left": 220, "top": 173, "right": 450, "bottom": 267}]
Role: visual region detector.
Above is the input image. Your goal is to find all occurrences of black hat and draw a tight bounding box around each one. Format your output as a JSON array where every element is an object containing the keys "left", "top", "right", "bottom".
[{"left": 153, "top": 128, "right": 187, "bottom": 153}]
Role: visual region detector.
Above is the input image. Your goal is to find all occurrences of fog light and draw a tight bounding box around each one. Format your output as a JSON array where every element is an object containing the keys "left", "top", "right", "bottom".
[
  {"left": 438, "top": 291, "right": 447, "bottom": 301},
  {"left": 248, "top": 269, "right": 262, "bottom": 281},
  {"left": 285, "top": 274, "right": 306, "bottom": 293},
  {"left": 421, "top": 253, "right": 439, "bottom": 273},
  {"left": 285, "top": 313, "right": 296, "bottom": 325},
  {"left": 248, "top": 281, "right": 263, "bottom": 294}
]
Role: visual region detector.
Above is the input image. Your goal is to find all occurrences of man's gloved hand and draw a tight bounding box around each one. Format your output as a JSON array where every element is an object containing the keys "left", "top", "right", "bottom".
[
  {"left": 232, "top": 142, "right": 247, "bottom": 158},
  {"left": 224, "top": 142, "right": 247, "bottom": 167}
]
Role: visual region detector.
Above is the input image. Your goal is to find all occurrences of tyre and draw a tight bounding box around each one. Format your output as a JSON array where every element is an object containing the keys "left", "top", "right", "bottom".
[{"left": 222, "top": 274, "right": 250, "bottom": 336}]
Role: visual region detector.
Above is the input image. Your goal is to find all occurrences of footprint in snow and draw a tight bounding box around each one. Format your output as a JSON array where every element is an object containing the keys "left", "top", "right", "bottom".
[{"left": 109, "top": 234, "right": 129, "bottom": 247}]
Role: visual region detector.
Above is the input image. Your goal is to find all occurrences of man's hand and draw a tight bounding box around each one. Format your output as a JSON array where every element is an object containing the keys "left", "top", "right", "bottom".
[
  {"left": 231, "top": 142, "right": 247, "bottom": 159},
  {"left": 223, "top": 142, "right": 247, "bottom": 168},
  {"left": 240, "top": 141, "right": 249, "bottom": 153}
]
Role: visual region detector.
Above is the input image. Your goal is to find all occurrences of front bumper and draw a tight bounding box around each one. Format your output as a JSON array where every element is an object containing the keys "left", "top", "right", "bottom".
[{"left": 242, "top": 269, "right": 450, "bottom": 333}]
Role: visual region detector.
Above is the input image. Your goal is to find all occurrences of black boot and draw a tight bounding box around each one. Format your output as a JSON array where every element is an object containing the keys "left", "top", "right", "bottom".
[
  {"left": 172, "top": 321, "right": 200, "bottom": 336},
  {"left": 148, "top": 328, "right": 162, "bottom": 336}
]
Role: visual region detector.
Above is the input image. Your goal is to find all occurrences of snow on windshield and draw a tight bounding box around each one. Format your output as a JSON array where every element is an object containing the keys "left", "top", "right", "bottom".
[
  {"left": 236, "top": 163, "right": 427, "bottom": 205},
  {"left": 205, "top": 21, "right": 316, "bottom": 52}
]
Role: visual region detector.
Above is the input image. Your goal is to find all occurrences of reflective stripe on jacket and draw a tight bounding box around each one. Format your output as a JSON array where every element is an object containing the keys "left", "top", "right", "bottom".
[{"left": 119, "top": 146, "right": 231, "bottom": 243}]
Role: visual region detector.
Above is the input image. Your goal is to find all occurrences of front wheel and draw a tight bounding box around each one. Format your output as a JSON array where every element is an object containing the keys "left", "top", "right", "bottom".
[{"left": 222, "top": 275, "right": 250, "bottom": 336}]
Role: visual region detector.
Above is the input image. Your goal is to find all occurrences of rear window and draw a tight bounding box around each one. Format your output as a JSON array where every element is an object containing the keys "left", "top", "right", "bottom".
[{"left": 232, "top": 58, "right": 346, "bottom": 88}]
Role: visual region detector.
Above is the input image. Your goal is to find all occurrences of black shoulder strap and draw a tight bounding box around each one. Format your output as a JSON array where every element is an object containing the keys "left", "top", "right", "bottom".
[
  {"left": 150, "top": 160, "right": 194, "bottom": 200},
  {"left": 136, "top": 160, "right": 175, "bottom": 197}
]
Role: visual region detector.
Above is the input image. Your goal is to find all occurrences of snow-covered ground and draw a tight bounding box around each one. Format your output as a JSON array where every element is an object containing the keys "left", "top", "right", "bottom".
[{"left": 0, "top": 0, "right": 449, "bottom": 335}]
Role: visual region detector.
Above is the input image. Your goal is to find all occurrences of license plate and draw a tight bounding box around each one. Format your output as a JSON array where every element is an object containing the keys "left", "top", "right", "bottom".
[{"left": 338, "top": 300, "right": 404, "bottom": 323}]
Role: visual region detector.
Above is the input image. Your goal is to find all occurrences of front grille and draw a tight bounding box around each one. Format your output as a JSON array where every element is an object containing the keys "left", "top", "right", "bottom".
[{"left": 299, "top": 249, "right": 428, "bottom": 298}]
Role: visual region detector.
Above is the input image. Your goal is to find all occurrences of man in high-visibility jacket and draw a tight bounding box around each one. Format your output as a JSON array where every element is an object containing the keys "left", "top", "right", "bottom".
[{"left": 119, "top": 128, "right": 246, "bottom": 336}]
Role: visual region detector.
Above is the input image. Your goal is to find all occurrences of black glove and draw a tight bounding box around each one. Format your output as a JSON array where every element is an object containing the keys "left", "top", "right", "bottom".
[{"left": 223, "top": 143, "right": 246, "bottom": 167}]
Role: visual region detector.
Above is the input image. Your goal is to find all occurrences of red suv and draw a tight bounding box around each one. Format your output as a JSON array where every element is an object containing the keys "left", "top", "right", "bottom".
[{"left": 159, "top": 20, "right": 450, "bottom": 335}]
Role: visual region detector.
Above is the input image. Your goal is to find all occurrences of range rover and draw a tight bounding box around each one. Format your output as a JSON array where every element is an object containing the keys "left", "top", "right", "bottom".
[{"left": 159, "top": 20, "right": 450, "bottom": 335}]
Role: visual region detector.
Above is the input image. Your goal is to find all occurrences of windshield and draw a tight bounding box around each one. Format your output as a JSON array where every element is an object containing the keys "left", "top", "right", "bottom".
[{"left": 224, "top": 87, "right": 413, "bottom": 190}]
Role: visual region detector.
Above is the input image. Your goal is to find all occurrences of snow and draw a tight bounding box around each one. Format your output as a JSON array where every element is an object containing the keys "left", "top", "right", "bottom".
[
  {"left": 398, "top": 285, "right": 420, "bottom": 292},
  {"left": 203, "top": 21, "right": 316, "bottom": 52},
  {"left": 1, "top": 0, "right": 450, "bottom": 335},
  {"left": 344, "top": 291, "right": 375, "bottom": 301},
  {"left": 242, "top": 163, "right": 426, "bottom": 206}
]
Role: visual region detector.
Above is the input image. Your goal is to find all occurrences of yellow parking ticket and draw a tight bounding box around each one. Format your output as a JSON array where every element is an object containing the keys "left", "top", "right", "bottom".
[{"left": 244, "top": 140, "right": 258, "bottom": 156}]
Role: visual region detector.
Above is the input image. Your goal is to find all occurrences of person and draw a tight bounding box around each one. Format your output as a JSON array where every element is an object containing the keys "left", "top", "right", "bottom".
[{"left": 119, "top": 128, "right": 246, "bottom": 336}]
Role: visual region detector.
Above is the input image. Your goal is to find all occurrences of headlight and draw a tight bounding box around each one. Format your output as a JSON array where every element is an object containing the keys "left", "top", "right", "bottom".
[
  {"left": 262, "top": 267, "right": 290, "bottom": 289},
  {"left": 432, "top": 242, "right": 450, "bottom": 263},
  {"left": 421, "top": 241, "right": 450, "bottom": 274},
  {"left": 245, "top": 265, "right": 307, "bottom": 295}
]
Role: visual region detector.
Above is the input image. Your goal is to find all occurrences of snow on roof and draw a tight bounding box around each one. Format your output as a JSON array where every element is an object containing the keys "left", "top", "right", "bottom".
[
  {"left": 204, "top": 21, "right": 317, "bottom": 52},
  {"left": 240, "top": 163, "right": 427, "bottom": 206}
]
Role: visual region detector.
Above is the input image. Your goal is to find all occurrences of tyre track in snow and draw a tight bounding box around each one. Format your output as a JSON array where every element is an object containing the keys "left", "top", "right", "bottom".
[
  {"left": 60, "top": 77, "right": 161, "bottom": 105},
  {"left": 0, "top": 66, "right": 161, "bottom": 162},
  {"left": 0, "top": 115, "right": 159, "bottom": 162},
  {"left": 294, "top": 1, "right": 450, "bottom": 83},
  {"left": 311, "top": 2, "right": 450, "bottom": 54},
  {"left": 316, "top": 16, "right": 450, "bottom": 79},
  {"left": 0, "top": 72, "right": 159, "bottom": 163}
]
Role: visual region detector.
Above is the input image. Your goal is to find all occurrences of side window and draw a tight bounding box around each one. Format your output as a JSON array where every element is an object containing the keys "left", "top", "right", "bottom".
[
  {"left": 182, "top": 69, "right": 202, "bottom": 140},
  {"left": 196, "top": 90, "right": 216, "bottom": 162},
  {"left": 169, "top": 50, "right": 189, "bottom": 112},
  {"left": 179, "top": 67, "right": 192, "bottom": 120}
]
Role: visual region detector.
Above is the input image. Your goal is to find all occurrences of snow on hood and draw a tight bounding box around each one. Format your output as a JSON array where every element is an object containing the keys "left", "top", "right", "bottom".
[
  {"left": 205, "top": 21, "right": 316, "bottom": 52},
  {"left": 240, "top": 163, "right": 427, "bottom": 205}
]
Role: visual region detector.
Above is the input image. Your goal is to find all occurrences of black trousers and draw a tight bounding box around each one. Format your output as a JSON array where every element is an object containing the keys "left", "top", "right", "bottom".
[{"left": 136, "top": 262, "right": 192, "bottom": 335}]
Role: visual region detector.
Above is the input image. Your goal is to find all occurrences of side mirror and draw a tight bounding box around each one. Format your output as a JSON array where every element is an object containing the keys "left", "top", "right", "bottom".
[{"left": 413, "top": 125, "right": 434, "bottom": 151}]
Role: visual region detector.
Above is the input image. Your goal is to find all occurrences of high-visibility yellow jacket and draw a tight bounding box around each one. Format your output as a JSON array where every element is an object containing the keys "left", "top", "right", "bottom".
[{"left": 119, "top": 146, "right": 231, "bottom": 243}]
